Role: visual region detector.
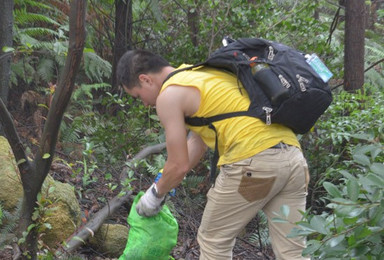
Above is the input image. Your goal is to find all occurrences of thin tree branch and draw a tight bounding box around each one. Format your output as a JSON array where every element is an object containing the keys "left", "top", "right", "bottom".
[
  {"left": 364, "top": 57, "right": 384, "bottom": 73},
  {"left": 331, "top": 57, "right": 384, "bottom": 90},
  {"left": 35, "top": 0, "right": 87, "bottom": 185}
]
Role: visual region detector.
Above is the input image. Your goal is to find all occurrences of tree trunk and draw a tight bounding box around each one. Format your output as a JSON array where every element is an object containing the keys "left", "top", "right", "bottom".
[
  {"left": 111, "top": 0, "right": 132, "bottom": 91},
  {"left": 0, "top": 0, "right": 87, "bottom": 259},
  {"left": 187, "top": 1, "right": 200, "bottom": 47},
  {"left": 344, "top": 0, "right": 365, "bottom": 92},
  {"left": 0, "top": 0, "right": 14, "bottom": 134}
]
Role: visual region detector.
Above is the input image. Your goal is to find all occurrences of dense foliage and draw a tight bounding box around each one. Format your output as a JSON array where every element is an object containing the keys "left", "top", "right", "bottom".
[{"left": 294, "top": 85, "right": 384, "bottom": 259}]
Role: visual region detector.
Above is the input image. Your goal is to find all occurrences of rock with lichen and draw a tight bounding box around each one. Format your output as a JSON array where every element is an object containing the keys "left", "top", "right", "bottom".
[
  {"left": 0, "top": 136, "right": 81, "bottom": 249},
  {"left": 0, "top": 136, "right": 24, "bottom": 211},
  {"left": 89, "top": 223, "right": 129, "bottom": 258}
]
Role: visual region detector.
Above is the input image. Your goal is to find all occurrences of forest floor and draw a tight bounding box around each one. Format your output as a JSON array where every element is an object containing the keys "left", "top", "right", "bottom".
[{"left": 1, "top": 91, "right": 275, "bottom": 260}]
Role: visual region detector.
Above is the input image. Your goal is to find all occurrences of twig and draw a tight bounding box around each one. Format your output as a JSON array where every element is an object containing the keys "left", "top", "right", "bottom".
[{"left": 331, "top": 57, "right": 384, "bottom": 90}]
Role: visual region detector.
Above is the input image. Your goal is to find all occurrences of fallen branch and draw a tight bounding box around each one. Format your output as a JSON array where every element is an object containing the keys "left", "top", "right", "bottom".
[
  {"left": 56, "top": 142, "right": 166, "bottom": 256},
  {"left": 58, "top": 192, "right": 132, "bottom": 256}
]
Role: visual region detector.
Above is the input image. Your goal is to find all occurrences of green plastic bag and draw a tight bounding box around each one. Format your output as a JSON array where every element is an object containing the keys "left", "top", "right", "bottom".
[{"left": 119, "top": 191, "right": 179, "bottom": 260}]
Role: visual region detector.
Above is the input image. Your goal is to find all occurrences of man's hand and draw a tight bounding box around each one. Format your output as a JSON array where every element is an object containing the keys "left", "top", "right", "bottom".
[{"left": 136, "top": 183, "right": 166, "bottom": 217}]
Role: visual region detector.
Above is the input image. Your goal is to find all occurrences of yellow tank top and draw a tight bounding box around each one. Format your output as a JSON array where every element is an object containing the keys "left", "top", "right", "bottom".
[{"left": 161, "top": 64, "right": 300, "bottom": 166}]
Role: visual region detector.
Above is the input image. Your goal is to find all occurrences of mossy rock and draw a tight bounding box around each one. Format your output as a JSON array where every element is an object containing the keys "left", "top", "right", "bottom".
[
  {"left": 0, "top": 136, "right": 23, "bottom": 210},
  {"left": 41, "top": 175, "right": 81, "bottom": 248},
  {"left": 89, "top": 223, "right": 129, "bottom": 258},
  {"left": 0, "top": 136, "right": 81, "bottom": 249}
]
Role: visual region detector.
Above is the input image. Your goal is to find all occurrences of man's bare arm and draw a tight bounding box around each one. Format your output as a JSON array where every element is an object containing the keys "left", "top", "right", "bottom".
[{"left": 155, "top": 85, "right": 202, "bottom": 196}]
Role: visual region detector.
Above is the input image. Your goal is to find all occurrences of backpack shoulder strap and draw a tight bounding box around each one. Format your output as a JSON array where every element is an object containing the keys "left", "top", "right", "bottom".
[{"left": 185, "top": 110, "right": 253, "bottom": 184}]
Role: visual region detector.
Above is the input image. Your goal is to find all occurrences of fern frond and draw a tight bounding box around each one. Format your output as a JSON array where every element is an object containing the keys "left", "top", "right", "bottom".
[
  {"left": 0, "top": 200, "right": 22, "bottom": 248},
  {"left": 83, "top": 51, "right": 112, "bottom": 82},
  {"left": 19, "top": 27, "right": 60, "bottom": 38},
  {"left": 145, "top": 164, "right": 159, "bottom": 176},
  {"left": 365, "top": 41, "right": 384, "bottom": 89},
  {"left": 53, "top": 41, "right": 68, "bottom": 65},
  {"left": 37, "top": 58, "right": 55, "bottom": 82},
  {"left": 248, "top": 212, "right": 270, "bottom": 246},
  {"left": 144, "top": 155, "right": 166, "bottom": 176},
  {"left": 16, "top": 32, "right": 39, "bottom": 47},
  {"left": 11, "top": 58, "right": 36, "bottom": 84},
  {"left": 15, "top": 0, "right": 53, "bottom": 11},
  {"left": 152, "top": 155, "right": 166, "bottom": 170},
  {"left": 183, "top": 175, "right": 205, "bottom": 190},
  {"left": 32, "top": 41, "right": 54, "bottom": 51},
  {"left": 72, "top": 83, "right": 111, "bottom": 101},
  {"left": 14, "top": 9, "right": 60, "bottom": 27}
]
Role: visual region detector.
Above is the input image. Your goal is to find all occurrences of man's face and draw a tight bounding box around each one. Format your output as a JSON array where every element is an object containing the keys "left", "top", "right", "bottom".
[{"left": 123, "top": 82, "right": 157, "bottom": 107}]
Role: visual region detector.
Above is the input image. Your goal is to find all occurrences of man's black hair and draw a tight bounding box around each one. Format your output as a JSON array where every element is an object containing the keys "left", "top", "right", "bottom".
[{"left": 116, "top": 50, "right": 170, "bottom": 89}]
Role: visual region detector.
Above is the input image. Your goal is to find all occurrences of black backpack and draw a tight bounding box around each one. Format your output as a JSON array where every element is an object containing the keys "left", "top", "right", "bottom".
[{"left": 163, "top": 37, "right": 333, "bottom": 181}]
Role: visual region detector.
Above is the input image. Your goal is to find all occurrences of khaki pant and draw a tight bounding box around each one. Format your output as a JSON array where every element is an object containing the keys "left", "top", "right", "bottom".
[{"left": 197, "top": 145, "right": 310, "bottom": 260}]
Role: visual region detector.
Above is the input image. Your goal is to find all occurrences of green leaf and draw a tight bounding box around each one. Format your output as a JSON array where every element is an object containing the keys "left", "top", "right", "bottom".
[
  {"left": 17, "top": 158, "right": 27, "bottom": 165},
  {"left": 280, "top": 205, "right": 290, "bottom": 218},
  {"left": 271, "top": 217, "right": 289, "bottom": 223},
  {"left": 370, "top": 146, "right": 382, "bottom": 160},
  {"left": 355, "top": 226, "right": 372, "bottom": 239},
  {"left": 369, "top": 204, "right": 384, "bottom": 225},
  {"left": 328, "top": 234, "right": 345, "bottom": 247},
  {"left": 343, "top": 216, "right": 358, "bottom": 225},
  {"left": 43, "top": 223, "right": 52, "bottom": 230},
  {"left": 339, "top": 170, "right": 357, "bottom": 181},
  {"left": 42, "top": 153, "right": 51, "bottom": 159},
  {"left": 353, "top": 154, "right": 371, "bottom": 166},
  {"left": 31, "top": 210, "right": 39, "bottom": 221},
  {"left": 302, "top": 240, "right": 322, "bottom": 256},
  {"left": 48, "top": 186, "right": 55, "bottom": 194},
  {"left": 347, "top": 179, "right": 359, "bottom": 201},
  {"left": 2, "top": 46, "right": 15, "bottom": 52},
  {"left": 366, "top": 173, "right": 384, "bottom": 187},
  {"left": 371, "top": 163, "right": 384, "bottom": 176},
  {"left": 347, "top": 207, "right": 365, "bottom": 218},
  {"left": 323, "top": 182, "right": 342, "bottom": 198},
  {"left": 37, "top": 193, "right": 42, "bottom": 202},
  {"left": 83, "top": 47, "right": 95, "bottom": 53},
  {"left": 310, "top": 216, "right": 328, "bottom": 234},
  {"left": 349, "top": 245, "right": 370, "bottom": 257},
  {"left": 27, "top": 223, "right": 36, "bottom": 232}
]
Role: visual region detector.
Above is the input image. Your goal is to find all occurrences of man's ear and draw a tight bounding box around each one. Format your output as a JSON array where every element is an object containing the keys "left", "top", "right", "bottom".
[{"left": 138, "top": 74, "right": 152, "bottom": 84}]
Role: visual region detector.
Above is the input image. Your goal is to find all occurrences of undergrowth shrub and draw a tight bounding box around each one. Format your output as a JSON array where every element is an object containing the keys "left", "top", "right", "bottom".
[
  {"left": 62, "top": 92, "right": 162, "bottom": 166},
  {"left": 301, "top": 85, "right": 384, "bottom": 213},
  {"left": 294, "top": 84, "right": 384, "bottom": 259}
]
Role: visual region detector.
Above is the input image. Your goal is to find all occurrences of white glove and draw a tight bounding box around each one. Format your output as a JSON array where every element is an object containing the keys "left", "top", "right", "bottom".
[{"left": 136, "top": 183, "right": 166, "bottom": 217}]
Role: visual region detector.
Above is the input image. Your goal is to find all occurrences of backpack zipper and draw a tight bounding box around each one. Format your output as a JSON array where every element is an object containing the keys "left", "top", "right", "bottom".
[
  {"left": 263, "top": 106, "right": 273, "bottom": 125},
  {"left": 268, "top": 46, "right": 275, "bottom": 61}
]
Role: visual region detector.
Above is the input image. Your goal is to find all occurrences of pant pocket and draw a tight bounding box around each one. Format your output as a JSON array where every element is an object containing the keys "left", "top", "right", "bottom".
[{"left": 238, "top": 173, "right": 276, "bottom": 202}]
